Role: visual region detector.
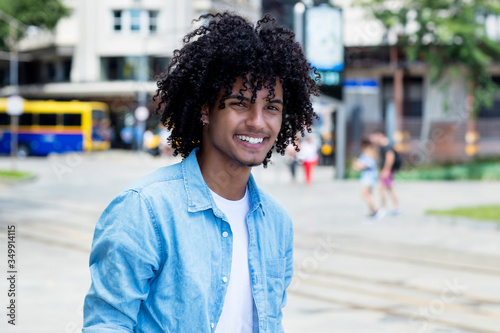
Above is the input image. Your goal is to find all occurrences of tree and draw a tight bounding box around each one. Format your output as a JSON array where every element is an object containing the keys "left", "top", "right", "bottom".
[
  {"left": 0, "top": 0, "right": 70, "bottom": 50},
  {"left": 358, "top": 0, "right": 500, "bottom": 160}
]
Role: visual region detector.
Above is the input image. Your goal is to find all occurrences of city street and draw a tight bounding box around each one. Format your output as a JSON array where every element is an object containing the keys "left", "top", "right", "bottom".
[{"left": 1, "top": 151, "right": 500, "bottom": 333}]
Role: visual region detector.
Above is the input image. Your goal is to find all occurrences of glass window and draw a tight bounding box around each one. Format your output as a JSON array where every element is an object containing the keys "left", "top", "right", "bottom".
[
  {"left": 382, "top": 76, "right": 423, "bottom": 118},
  {"left": 92, "top": 110, "right": 105, "bottom": 121},
  {"left": 130, "top": 10, "right": 141, "bottom": 31},
  {"left": 47, "top": 62, "right": 56, "bottom": 82},
  {"left": 403, "top": 77, "right": 423, "bottom": 118},
  {"left": 149, "top": 10, "right": 158, "bottom": 33},
  {"left": 113, "top": 10, "right": 122, "bottom": 31},
  {"left": 123, "top": 56, "right": 141, "bottom": 80},
  {"left": 101, "top": 57, "right": 121, "bottom": 81},
  {"left": 63, "top": 113, "right": 82, "bottom": 126},
  {"left": 101, "top": 56, "right": 144, "bottom": 81},
  {"left": 478, "top": 76, "right": 500, "bottom": 118},
  {"left": 19, "top": 113, "right": 33, "bottom": 126},
  {"left": 39, "top": 113, "right": 57, "bottom": 126},
  {"left": 151, "top": 57, "right": 169, "bottom": 76},
  {"left": 0, "top": 113, "right": 9, "bottom": 125},
  {"left": 63, "top": 59, "right": 72, "bottom": 81}
]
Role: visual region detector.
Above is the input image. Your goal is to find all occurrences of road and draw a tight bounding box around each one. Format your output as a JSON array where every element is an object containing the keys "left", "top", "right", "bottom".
[{"left": 1, "top": 150, "right": 499, "bottom": 333}]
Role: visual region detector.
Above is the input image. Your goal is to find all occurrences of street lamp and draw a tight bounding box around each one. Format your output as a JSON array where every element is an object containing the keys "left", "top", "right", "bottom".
[{"left": 0, "top": 9, "right": 28, "bottom": 170}]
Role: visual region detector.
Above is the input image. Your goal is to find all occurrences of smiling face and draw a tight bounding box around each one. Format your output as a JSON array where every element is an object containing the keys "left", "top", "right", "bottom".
[{"left": 200, "top": 76, "right": 284, "bottom": 170}]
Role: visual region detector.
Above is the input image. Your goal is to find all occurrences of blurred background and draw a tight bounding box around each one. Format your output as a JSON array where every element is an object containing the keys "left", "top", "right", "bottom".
[{"left": 0, "top": 0, "right": 499, "bottom": 332}]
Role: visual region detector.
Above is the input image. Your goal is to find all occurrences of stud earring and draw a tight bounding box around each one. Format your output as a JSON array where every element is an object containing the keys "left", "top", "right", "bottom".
[{"left": 202, "top": 120, "right": 206, "bottom": 126}]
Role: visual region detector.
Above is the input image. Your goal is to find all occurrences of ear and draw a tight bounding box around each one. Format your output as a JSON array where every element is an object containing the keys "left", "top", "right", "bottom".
[{"left": 201, "top": 105, "right": 209, "bottom": 124}]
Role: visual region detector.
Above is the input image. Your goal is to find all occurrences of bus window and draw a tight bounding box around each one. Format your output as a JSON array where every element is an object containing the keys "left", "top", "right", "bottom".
[
  {"left": 63, "top": 113, "right": 82, "bottom": 126},
  {"left": 39, "top": 113, "right": 57, "bottom": 126},
  {"left": 0, "top": 113, "right": 9, "bottom": 125},
  {"left": 19, "top": 113, "right": 33, "bottom": 126},
  {"left": 92, "top": 109, "right": 105, "bottom": 120}
]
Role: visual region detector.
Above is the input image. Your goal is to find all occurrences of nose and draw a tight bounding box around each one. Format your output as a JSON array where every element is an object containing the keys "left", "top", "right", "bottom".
[{"left": 245, "top": 106, "right": 265, "bottom": 130}]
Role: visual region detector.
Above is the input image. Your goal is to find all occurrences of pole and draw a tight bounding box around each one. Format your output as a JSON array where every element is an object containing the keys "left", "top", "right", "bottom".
[
  {"left": 335, "top": 104, "right": 346, "bottom": 179},
  {"left": 9, "top": 23, "right": 19, "bottom": 170},
  {"left": 10, "top": 115, "right": 18, "bottom": 170},
  {"left": 293, "top": 2, "right": 306, "bottom": 45}
]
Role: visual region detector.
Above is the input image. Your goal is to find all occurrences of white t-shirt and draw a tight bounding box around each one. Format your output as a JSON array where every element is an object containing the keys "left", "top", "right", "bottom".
[{"left": 209, "top": 187, "right": 254, "bottom": 333}]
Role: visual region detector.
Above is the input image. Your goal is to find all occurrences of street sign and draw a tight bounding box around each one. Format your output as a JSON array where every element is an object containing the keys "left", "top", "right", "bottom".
[
  {"left": 134, "top": 106, "right": 149, "bottom": 122},
  {"left": 6, "top": 94, "right": 24, "bottom": 116}
]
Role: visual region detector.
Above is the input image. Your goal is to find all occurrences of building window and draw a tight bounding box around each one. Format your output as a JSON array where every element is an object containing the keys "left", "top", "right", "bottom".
[
  {"left": 101, "top": 56, "right": 143, "bottom": 81},
  {"left": 151, "top": 57, "right": 169, "bottom": 76},
  {"left": 130, "top": 9, "right": 141, "bottom": 32},
  {"left": 478, "top": 76, "right": 500, "bottom": 118},
  {"left": 113, "top": 9, "right": 159, "bottom": 33},
  {"left": 113, "top": 10, "right": 122, "bottom": 31},
  {"left": 101, "top": 57, "right": 121, "bottom": 81},
  {"left": 149, "top": 10, "right": 158, "bottom": 33},
  {"left": 382, "top": 76, "right": 423, "bottom": 119},
  {"left": 47, "top": 62, "right": 56, "bottom": 82},
  {"left": 102, "top": 56, "right": 168, "bottom": 81},
  {"left": 63, "top": 59, "right": 72, "bottom": 81},
  {"left": 403, "top": 77, "right": 423, "bottom": 118}
]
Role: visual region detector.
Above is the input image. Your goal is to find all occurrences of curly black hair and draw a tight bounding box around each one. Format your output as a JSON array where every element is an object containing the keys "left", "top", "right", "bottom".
[{"left": 154, "top": 12, "right": 320, "bottom": 166}]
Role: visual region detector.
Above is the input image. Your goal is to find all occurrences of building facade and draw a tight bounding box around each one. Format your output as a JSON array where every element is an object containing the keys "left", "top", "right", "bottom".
[
  {"left": 338, "top": 0, "right": 500, "bottom": 163},
  {"left": 264, "top": 0, "right": 500, "bottom": 164},
  {"left": 1, "top": 0, "right": 261, "bottom": 147}
]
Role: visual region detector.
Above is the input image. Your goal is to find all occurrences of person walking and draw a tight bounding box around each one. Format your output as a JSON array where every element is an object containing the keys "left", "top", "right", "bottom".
[
  {"left": 285, "top": 138, "right": 300, "bottom": 185},
  {"left": 83, "top": 12, "right": 320, "bottom": 333},
  {"left": 298, "top": 135, "right": 319, "bottom": 184},
  {"left": 352, "top": 138, "right": 383, "bottom": 218},
  {"left": 369, "top": 130, "right": 401, "bottom": 215}
]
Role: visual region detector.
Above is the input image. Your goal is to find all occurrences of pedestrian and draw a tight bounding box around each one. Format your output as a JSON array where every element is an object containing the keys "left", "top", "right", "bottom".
[
  {"left": 298, "top": 135, "right": 319, "bottom": 184},
  {"left": 285, "top": 139, "right": 300, "bottom": 185},
  {"left": 83, "top": 12, "right": 319, "bottom": 333},
  {"left": 352, "top": 137, "right": 383, "bottom": 218},
  {"left": 369, "top": 130, "right": 401, "bottom": 215}
]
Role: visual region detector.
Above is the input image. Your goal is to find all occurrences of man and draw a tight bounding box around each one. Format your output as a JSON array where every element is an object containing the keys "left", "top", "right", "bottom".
[
  {"left": 83, "top": 12, "right": 319, "bottom": 333},
  {"left": 369, "top": 130, "right": 401, "bottom": 215}
]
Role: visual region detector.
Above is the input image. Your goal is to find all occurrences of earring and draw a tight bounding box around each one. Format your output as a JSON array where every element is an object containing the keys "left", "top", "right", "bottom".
[{"left": 202, "top": 120, "right": 206, "bottom": 126}]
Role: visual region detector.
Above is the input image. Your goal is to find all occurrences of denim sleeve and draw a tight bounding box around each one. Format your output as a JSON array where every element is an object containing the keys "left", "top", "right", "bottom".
[
  {"left": 277, "top": 219, "right": 294, "bottom": 332},
  {"left": 83, "top": 190, "right": 163, "bottom": 332}
]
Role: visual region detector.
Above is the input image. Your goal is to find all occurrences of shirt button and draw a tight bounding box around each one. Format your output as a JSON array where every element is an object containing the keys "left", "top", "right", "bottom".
[
  {"left": 211, "top": 323, "right": 215, "bottom": 329},
  {"left": 222, "top": 276, "right": 228, "bottom": 283},
  {"left": 222, "top": 231, "right": 228, "bottom": 238}
]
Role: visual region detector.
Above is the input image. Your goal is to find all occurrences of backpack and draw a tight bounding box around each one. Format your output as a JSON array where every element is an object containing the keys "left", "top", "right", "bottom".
[{"left": 392, "top": 149, "right": 403, "bottom": 171}]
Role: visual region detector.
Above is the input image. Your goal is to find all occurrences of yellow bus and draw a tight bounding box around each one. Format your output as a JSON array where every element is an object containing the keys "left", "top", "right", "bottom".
[{"left": 0, "top": 99, "right": 111, "bottom": 156}]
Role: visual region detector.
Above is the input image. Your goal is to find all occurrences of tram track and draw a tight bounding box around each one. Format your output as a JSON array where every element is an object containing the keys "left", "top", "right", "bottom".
[
  {"left": 294, "top": 229, "right": 500, "bottom": 276},
  {"left": 290, "top": 229, "right": 500, "bottom": 333}
]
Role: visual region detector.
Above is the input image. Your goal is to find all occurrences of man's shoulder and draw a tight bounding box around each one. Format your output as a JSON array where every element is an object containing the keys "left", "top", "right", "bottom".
[{"left": 126, "top": 161, "right": 184, "bottom": 195}]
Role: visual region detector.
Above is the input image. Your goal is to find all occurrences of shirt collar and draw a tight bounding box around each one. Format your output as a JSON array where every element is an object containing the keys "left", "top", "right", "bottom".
[{"left": 182, "top": 148, "right": 264, "bottom": 215}]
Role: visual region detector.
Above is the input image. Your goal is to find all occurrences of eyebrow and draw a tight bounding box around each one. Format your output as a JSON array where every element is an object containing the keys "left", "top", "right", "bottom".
[{"left": 227, "top": 94, "right": 283, "bottom": 105}]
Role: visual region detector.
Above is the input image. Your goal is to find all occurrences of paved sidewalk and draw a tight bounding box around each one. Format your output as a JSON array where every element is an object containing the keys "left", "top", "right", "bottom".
[{"left": 1, "top": 151, "right": 499, "bottom": 333}]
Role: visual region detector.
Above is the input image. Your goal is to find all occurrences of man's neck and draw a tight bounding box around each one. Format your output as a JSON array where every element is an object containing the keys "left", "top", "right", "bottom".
[{"left": 196, "top": 151, "right": 251, "bottom": 201}]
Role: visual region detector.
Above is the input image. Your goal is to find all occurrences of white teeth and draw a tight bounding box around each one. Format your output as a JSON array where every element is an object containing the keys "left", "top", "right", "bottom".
[{"left": 237, "top": 135, "right": 263, "bottom": 144}]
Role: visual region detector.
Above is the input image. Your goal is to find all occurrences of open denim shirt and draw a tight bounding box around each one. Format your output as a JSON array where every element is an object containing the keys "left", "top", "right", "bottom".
[{"left": 83, "top": 148, "right": 294, "bottom": 332}]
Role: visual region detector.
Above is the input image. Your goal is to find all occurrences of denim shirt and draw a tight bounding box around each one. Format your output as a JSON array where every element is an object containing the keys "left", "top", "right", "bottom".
[{"left": 83, "top": 148, "right": 294, "bottom": 333}]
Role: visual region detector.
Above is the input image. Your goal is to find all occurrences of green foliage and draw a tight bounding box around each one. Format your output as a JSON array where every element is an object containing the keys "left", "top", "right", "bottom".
[
  {"left": 0, "top": 0, "right": 70, "bottom": 50},
  {"left": 0, "top": 169, "right": 34, "bottom": 180},
  {"left": 346, "top": 158, "right": 500, "bottom": 180},
  {"left": 427, "top": 205, "right": 500, "bottom": 223},
  {"left": 357, "top": 0, "right": 500, "bottom": 114},
  {"left": 394, "top": 159, "right": 500, "bottom": 180}
]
